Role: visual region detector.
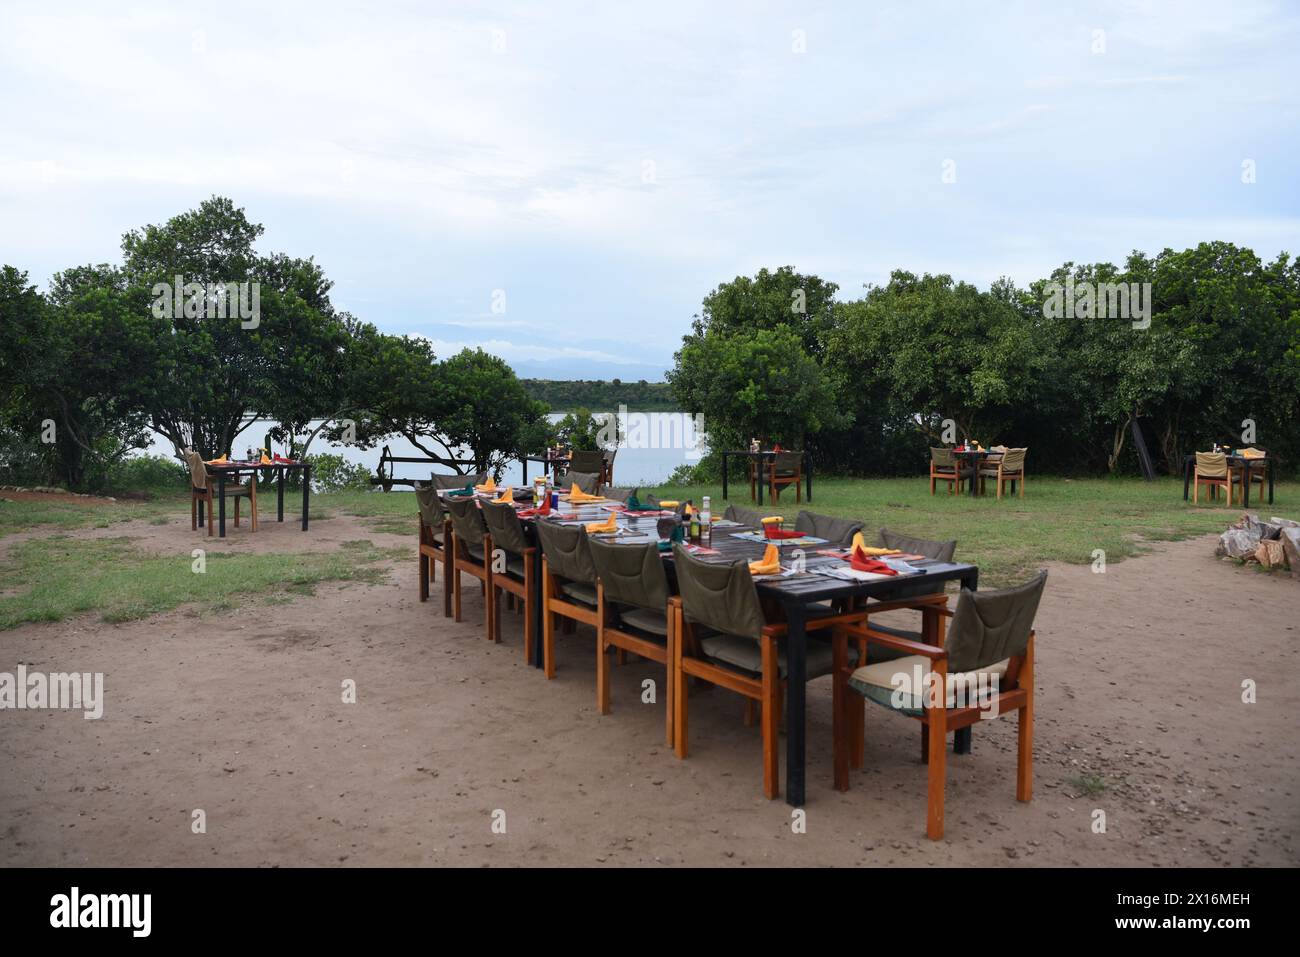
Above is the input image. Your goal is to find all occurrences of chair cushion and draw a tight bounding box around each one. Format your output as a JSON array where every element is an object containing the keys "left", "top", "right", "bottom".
[
  {"left": 848, "top": 654, "right": 1009, "bottom": 716},
  {"left": 617, "top": 606, "right": 668, "bottom": 637},
  {"left": 559, "top": 581, "right": 598, "bottom": 607},
  {"left": 698, "top": 634, "right": 858, "bottom": 680}
]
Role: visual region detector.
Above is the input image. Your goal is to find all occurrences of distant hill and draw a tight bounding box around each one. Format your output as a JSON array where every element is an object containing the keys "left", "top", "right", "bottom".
[{"left": 521, "top": 379, "right": 679, "bottom": 412}]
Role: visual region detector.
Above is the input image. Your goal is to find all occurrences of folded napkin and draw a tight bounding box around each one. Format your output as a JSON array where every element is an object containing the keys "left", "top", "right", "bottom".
[
  {"left": 748, "top": 544, "right": 781, "bottom": 576},
  {"left": 568, "top": 484, "right": 603, "bottom": 503},
  {"left": 850, "top": 546, "right": 898, "bottom": 575},
  {"left": 475, "top": 476, "right": 498, "bottom": 492},
  {"left": 516, "top": 497, "right": 551, "bottom": 518},
  {"left": 205, "top": 454, "right": 229, "bottom": 465},
  {"left": 447, "top": 483, "right": 475, "bottom": 497},
  {"left": 656, "top": 500, "right": 680, "bottom": 509},
  {"left": 492, "top": 487, "right": 515, "bottom": 504},
  {"left": 764, "top": 526, "right": 805, "bottom": 539},
  {"left": 585, "top": 513, "right": 618, "bottom": 534},
  {"left": 260, "top": 454, "right": 273, "bottom": 465},
  {"left": 849, "top": 532, "right": 900, "bottom": 556}
]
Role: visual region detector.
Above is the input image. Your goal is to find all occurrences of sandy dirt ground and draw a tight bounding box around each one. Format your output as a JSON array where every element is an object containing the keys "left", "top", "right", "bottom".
[{"left": 1, "top": 507, "right": 1297, "bottom": 867}]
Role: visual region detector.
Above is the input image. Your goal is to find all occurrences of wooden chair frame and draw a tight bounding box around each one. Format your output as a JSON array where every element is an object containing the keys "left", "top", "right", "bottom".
[
  {"left": 979, "top": 453, "right": 1025, "bottom": 499},
  {"left": 1193, "top": 454, "right": 1238, "bottom": 506},
  {"left": 489, "top": 545, "right": 538, "bottom": 663},
  {"left": 596, "top": 583, "right": 676, "bottom": 745},
  {"left": 418, "top": 513, "right": 453, "bottom": 618},
  {"left": 928, "top": 458, "right": 969, "bottom": 496},
  {"left": 669, "top": 598, "right": 866, "bottom": 799},
  {"left": 766, "top": 456, "right": 802, "bottom": 504},
  {"left": 190, "top": 466, "right": 256, "bottom": 535},
  {"left": 832, "top": 607, "right": 1035, "bottom": 840},
  {"left": 541, "top": 556, "right": 601, "bottom": 679},
  {"left": 450, "top": 527, "right": 494, "bottom": 642}
]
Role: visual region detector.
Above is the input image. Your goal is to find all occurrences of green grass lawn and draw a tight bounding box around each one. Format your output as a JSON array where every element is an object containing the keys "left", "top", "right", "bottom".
[
  {"left": 0, "top": 474, "right": 1270, "bottom": 628},
  {"left": 0, "top": 536, "right": 405, "bottom": 629}
]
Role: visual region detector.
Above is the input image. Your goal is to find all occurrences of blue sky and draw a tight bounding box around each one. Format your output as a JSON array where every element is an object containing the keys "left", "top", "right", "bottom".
[{"left": 2, "top": 1, "right": 1296, "bottom": 380}]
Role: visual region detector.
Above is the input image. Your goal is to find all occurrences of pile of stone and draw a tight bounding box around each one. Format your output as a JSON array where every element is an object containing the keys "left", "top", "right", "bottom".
[{"left": 1215, "top": 513, "right": 1300, "bottom": 579}]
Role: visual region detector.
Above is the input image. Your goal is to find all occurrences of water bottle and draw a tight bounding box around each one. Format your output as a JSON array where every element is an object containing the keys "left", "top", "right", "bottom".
[{"left": 701, "top": 495, "right": 711, "bottom": 544}]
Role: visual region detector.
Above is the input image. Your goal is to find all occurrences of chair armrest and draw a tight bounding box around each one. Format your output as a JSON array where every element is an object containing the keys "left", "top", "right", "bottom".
[{"left": 843, "top": 622, "right": 946, "bottom": 659}]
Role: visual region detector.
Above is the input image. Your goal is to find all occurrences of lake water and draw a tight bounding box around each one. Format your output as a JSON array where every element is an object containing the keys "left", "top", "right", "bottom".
[{"left": 145, "top": 413, "right": 697, "bottom": 488}]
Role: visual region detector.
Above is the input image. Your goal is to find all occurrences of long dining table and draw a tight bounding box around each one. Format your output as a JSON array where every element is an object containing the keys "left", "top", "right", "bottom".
[{"left": 440, "top": 488, "right": 979, "bottom": 807}]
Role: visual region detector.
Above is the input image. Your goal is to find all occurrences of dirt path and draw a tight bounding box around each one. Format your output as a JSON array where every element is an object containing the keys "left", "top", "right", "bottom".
[{"left": 1, "top": 513, "right": 1296, "bottom": 867}]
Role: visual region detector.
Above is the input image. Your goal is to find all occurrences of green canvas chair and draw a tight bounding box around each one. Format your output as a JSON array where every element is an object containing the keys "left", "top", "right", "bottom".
[
  {"left": 979, "top": 447, "right": 1027, "bottom": 499},
  {"left": 602, "top": 485, "right": 639, "bottom": 504},
  {"left": 794, "top": 510, "right": 863, "bottom": 547},
  {"left": 535, "top": 519, "right": 600, "bottom": 678},
  {"left": 415, "top": 483, "right": 452, "bottom": 617},
  {"left": 929, "top": 447, "right": 973, "bottom": 495},
  {"left": 589, "top": 539, "right": 676, "bottom": 744},
  {"left": 669, "top": 545, "right": 863, "bottom": 799},
  {"left": 481, "top": 499, "right": 537, "bottom": 661},
  {"left": 429, "top": 471, "right": 487, "bottom": 490},
  {"left": 723, "top": 503, "right": 765, "bottom": 526},
  {"left": 563, "top": 470, "right": 602, "bottom": 495},
  {"left": 834, "top": 570, "right": 1046, "bottom": 839},
  {"left": 765, "top": 451, "right": 803, "bottom": 504},
  {"left": 185, "top": 448, "right": 257, "bottom": 534},
  {"left": 446, "top": 495, "right": 493, "bottom": 640}
]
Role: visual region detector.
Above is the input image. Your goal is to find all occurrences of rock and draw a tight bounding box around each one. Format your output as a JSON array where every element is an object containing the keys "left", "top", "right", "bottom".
[
  {"left": 1256, "top": 540, "right": 1285, "bottom": 569},
  {"left": 1280, "top": 527, "right": 1300, "bottom": 581}
]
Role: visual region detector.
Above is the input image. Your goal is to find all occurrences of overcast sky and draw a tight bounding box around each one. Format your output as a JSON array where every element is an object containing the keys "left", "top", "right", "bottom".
[{"left": 2, "top": 1, "right": 1296, "bottom": 380}]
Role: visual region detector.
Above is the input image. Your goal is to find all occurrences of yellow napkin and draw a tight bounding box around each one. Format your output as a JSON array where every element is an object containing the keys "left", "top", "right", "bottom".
[
  {"left": 475, "top": 476, "right": 497, "bottom": 492},
  {"left": 850, "top": 531, "right": 901, "bottom": 556},
  {"left": 657, "top": 499, "right": 679, "bottom": 508},
  {"left": 760, "top": 516, "right": 783, "bottom": 525},
  {"left": 568, "top": 483, "right": 603, "bottom": 503},
  {"left": 205, "top": 454, "right": 228, "bottom": 465},
  {"left": 492, "top": 487, "right": 514, "bottom": 504},
  {"left": 748, "top": 544, "right": 781, "bottom": 576},
  {"left": 585, "top": 513, "right": 618, "bottom": 534}
]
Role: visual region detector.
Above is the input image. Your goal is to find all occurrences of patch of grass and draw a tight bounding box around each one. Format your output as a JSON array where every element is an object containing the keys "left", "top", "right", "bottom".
[
  {"left": 1067, "top": 773, "right": 1109, "bottom": 797},
  {"left": 640, "top": 476, "right": 1258, "bottom": 586},
  {"left": 0, "top": 495, "right": 178, "bottom": 538},
  {"left": 0, "top": 535, "right": 405, "bottom": 629}
]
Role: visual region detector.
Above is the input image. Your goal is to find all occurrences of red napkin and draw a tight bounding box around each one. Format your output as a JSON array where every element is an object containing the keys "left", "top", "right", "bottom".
[
  {"left": 849, "top": 546, "right": 898, "bottom": 575},
  {"left": 517, "top": 498, "right": 551, "bottom": 518},
  {"left": 763, "top": 526, "right": 804, "bottom": 539}
]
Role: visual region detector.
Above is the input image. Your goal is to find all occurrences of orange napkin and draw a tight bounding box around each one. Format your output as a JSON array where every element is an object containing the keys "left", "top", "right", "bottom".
[
  {"left": 585, "top": 512, "right": 618, "bottom": 534},
  {"left": 748, "top": 544, "right": 781, "bottom": 575},
  {"left": 260, "top": 453, "right": 272, "bottom": 465},
  {"left": 475, "top": 476, "right": 498, "bottom": 492},
  {"left": 205, "top": 454, "right": 228, "bottom": 465},
  {"left": 568, "top": 483, "right": 603, "bottom": 503},
  {"left": 492, "top": 487, "right": 515, "bottom": 504},
  {"left": 657, "top": 500, "right": 679, "bottom": 508},
  {"left": 850, "top": 532, "right": 900, "bottom": 557}
]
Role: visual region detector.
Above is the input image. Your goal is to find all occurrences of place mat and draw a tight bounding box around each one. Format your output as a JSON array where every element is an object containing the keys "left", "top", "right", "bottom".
[{"left": 729, "top": 531, "right": 828, "bottom": 547}]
